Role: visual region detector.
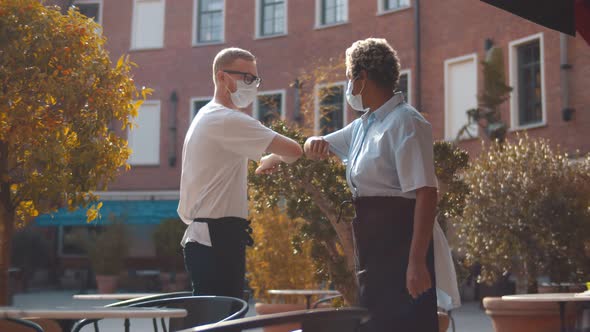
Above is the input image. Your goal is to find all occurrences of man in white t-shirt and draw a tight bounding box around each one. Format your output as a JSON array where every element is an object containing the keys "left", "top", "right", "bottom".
[{"left": 177, "top": 47, "right": 302, "bottom": 298}]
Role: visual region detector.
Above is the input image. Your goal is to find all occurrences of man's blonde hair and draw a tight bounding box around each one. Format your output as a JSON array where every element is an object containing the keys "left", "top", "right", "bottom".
[{"left": 212, "top": 47, "right": 256, "bottom": 82}]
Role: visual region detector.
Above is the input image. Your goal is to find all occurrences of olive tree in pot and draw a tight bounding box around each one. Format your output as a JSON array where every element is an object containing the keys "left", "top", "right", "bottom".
[
  {"left": 152, "top": 218, "right": 188, "bottom": 292},
  {"left": 453, "top": 135, "right": 590, "bottom": 332},
  {"left": 86, "top": 219, "right": 129, "bottom": 293}
]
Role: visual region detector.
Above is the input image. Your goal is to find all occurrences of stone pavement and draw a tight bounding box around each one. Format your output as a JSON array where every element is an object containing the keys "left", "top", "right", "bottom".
[{"left": 12, "top": 291, "right": 494, "bottom": 331}]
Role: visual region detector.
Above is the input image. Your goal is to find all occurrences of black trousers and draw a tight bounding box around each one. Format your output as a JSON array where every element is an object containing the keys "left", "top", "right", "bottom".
[
  {"left": 183, "top": 217, "right": 253, "bottom": 299},
  {"left": 353, "top": 196, "right": 438, "bottom": 332}
]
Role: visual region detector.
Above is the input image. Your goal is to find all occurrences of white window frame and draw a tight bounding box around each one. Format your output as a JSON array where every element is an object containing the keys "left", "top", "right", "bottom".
[
  {"left": 255, "top": 0, "right": 288, "bottom": 39},
  {"left": 399, "top": 69, "right": 412, "bottom": 105},
  {"left": 189, "top": 96, "right": 213, "bottom": 121},
  {"left": 315, "top": 0, "right": 348, "bottom": 29},
  {"left": 444, "top": 53, "right": 479, "bottom": 140},
  {"left": 192, "top": 0, "right": 226, "bottom": 46},
  {"left": 509, "top": 32, "right": 546, "bottom": 130},
  {"left": 253, "top": 89, "right": 286, "bottom": 121},
  {"left": 130, "top": 0, "right": 166, "bottom": 50},
  {"left": 128, "top": 100, "right": 161, "bottom": 166},
  {"left": 74, "top": 0, "right": 103, "bottom": 25},
  {"left": 377, "top": 0, "right": 411, "bottom": 15},
  {"left": 314, "top": 81, "right": 347, "bottom": 134}
]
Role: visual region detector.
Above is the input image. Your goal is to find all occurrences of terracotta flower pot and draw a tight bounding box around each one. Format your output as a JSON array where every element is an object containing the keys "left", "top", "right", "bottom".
[
  {"left": 95, "top": 275, "right": 118, "bottom": 294},
  {"left": 255, "top": 303, "right": 306, "bottom": 332},
  {"left": 483, "top": 297, "right": 577, "bottom": 332}
]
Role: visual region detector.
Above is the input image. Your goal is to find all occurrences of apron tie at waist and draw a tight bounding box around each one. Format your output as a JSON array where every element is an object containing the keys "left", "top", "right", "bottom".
[{"left": 194, "top": 217, "right": 254, "bottom": 247}]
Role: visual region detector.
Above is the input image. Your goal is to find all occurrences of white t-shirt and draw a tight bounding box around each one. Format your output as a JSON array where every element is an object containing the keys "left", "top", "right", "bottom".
[{"left": 177, "top": 101, "right": 276, "bottom": 247}]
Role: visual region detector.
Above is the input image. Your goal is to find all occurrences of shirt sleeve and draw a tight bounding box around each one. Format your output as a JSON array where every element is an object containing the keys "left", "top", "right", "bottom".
[
  {"left": 323, "top": 120, "right": 356, "bottom": 163},
  {"left": 394, "top": 114, "right": 438, "bottom": 192},
  {"left": 215, "top": 112, "right": 277, "bottom": 161}
]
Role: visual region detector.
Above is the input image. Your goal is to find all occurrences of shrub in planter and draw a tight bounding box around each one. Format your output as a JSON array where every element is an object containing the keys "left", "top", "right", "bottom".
[{"left": 452, "top": 134, "right": 590, "bottom": 293}]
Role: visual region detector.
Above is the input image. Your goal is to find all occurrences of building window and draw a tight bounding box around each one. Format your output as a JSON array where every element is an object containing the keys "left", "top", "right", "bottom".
[
  {"left": 379, "top": 0, "right": 410, "bottom": 13},
  {"left": 317, "top": 0, "right": 347, "bottom": 27},
  {"left": 509, "top": 33, "right": 545, "bottom": 129},
  {"left": 398, "top": 70, "right": 411, "bottom": 105},
  {"left": 74, "top": 0, "right": 102, "bottom": 24},
  {"left": 195, "top": 0, "right": 224, "bottom": 44},
  {"left": 190, "top": 97, "right": 212, "bottom": 120},
  {"left": 257, "top": 0, "right": 286, "bottom": 37},
  {"left": 517, "top": 41, "right": 542, "bottom": 126},
  {"left": 316, "top": 83, "right": 345, "bottom": 135},
  {"left": 128, "top": 101, "right": 161, "bottom": 165},
  {"left": 254, "top": 90, "right": 285, "bottom": 125},
  {"left": 131, "top": 0, "right": 165, "bottom": 50}
]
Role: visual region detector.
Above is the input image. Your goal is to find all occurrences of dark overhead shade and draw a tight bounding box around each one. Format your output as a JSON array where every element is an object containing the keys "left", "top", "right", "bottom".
[{"left": 480, "top": 0, "right": 576, "bottom": 36}]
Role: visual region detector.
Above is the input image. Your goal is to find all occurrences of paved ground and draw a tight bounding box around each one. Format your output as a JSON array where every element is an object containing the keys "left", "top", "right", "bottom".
[{"left": 12, "top": 291, "right": 494, "bottom": 331}]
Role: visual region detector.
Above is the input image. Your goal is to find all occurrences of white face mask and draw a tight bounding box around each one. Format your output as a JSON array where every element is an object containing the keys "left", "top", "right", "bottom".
[
  {"left": 227, "top": 76, "right": 258, "bottom": 108},
  {"left": 346, "top": 79, "right": 366, "bottom": 112}
]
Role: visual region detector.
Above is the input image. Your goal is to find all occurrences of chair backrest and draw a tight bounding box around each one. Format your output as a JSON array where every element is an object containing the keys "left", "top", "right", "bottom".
[
  {"left": 0, "top": 318, "right": 46, "bottom": 332},
  {"left": 131, "top": 296, "right": 249, "bottom": 331},
  {"left": 178, "top": 307, "right": 370, "bottom": 332}
]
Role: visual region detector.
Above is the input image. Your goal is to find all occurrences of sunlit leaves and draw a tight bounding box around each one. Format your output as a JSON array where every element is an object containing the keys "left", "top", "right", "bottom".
[
  {"left": 0, "top": 0, "right": 150, "bottom": 225},
  {"left": 452, "top": 134, "right": 590, "bottom": 288}
]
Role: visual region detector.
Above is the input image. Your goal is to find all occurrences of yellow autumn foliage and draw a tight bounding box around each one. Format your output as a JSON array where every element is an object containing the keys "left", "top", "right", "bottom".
[{"left": 246, "top": 206, "right": 318, "bottom": 304}]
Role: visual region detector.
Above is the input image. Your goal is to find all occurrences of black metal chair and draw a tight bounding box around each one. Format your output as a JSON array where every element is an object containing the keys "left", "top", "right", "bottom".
[
  {"left": 1, "top": 318, "right": 44, "bottom": 332},
  {"left": 311, "top": 294, "right": 343, "bottom": 308},
  {"left": 178, "top": 307, "right": 370, "bottom": 332},
  {"left": 72, "top": 295, "right": 249, "bottom": 332}
]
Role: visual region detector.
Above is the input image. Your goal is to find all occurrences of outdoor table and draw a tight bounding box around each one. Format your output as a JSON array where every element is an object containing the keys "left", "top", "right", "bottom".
[
  {"left": 0, "top": 306, "right": 187, "bottom": 332},
  {"left": 267, "top": 289, "right": 341, "bottom": 309},
  {"left": 73, "top": 293, "right": 161, "bottom": 301},
  {"left": 502, "top": 293, "right": 590, "bottom": 332}
]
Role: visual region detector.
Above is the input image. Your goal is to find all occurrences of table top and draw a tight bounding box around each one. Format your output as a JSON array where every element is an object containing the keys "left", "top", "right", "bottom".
[
  {"left": 73, "top": 293, "right": 161, "bottom": 300},
  {"left": 502, "top": 293, "right": 590, "bottom": 302},
  {"left": 267, "top": 289, "right": 341, "bottom": 296},
  {"left": 0, "top": 307, "right": 187, "bottom": 319}
]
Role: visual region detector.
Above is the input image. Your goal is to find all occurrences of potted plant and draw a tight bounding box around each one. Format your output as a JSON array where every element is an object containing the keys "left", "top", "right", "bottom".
[
  {"left": 87, "top": 219, "right": 129, "bottom": 293},
  {"left": 452, "top": 135, "right": 590, "bottom": 331},
  {"left": 247, "top": 206, "right": 320, "bottom": 332},
  {"left": 152, "top": 218, "right": 188, "bottom": 292}
]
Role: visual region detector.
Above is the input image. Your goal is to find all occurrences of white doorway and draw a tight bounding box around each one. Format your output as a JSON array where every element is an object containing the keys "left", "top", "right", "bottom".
[{"left": 444, "top": 54, "right": 478, "bottom": 140}]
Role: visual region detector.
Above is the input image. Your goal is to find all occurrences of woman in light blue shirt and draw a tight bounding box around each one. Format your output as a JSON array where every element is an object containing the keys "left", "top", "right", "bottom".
[{"left": 305, "top": 38, "right": 439, "bottom": 332}]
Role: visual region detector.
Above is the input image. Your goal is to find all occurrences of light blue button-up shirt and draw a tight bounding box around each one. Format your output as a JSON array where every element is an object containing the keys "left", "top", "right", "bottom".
[{"left": 324, "top": 92, "right": 437, "bottom": 199}]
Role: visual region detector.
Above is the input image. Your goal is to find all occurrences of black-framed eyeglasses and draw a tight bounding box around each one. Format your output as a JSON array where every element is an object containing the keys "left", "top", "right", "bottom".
[{"left": 223, "top": 70, "right": 262, "bottom": 87}]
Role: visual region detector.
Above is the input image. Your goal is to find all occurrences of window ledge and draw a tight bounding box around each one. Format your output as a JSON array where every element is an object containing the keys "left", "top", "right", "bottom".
[
  {"left": 192, "top": 40, "right": 225, "bottom": 47},
  {"left": 314, "top": 21, "right": 349, "bottom": 31},
  {"left": 129, "top": 46, "right": 164, "bottom": 52},
  {"left": 128, "top": 163, "right": 162, "bottom": 168},
  {"left": 254, "top": 33, "right": 288, "bottom": 40},
  {"left": 509, "top": 122, "right": 547, "bottom": 132},
  {"left": 377, "top": 5, "right": 412, "bottom": 16}
]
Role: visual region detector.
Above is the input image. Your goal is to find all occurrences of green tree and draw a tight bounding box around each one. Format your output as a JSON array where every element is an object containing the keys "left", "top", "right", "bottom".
[
  {"left": 453, "top": 135, "right": 590, "bottom": 293},
  {"left": 0, "top": 0, "right": 149, "bottom": 303}
]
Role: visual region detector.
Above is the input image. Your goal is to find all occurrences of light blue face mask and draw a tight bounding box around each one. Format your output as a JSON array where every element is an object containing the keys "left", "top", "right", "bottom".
[{"left": 346, "top": 79, "right": 367, "bottom": 112}]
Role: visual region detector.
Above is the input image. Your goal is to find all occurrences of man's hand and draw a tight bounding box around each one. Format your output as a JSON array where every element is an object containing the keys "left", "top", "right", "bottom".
[
  {"left": 255, "top": 154, "right": 281, "bottom": 174},
  {"left": 304, "top": 137, "right": 330, "bottom": 160},
  {"left": 406, "top": 258, "right": 432, "bottom": 299}
]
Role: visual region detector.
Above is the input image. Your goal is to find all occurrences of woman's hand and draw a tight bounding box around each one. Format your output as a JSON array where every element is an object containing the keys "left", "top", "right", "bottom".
[
  {"left": 406, "top": 258, "right": 432, "bottom": 299},
  {"left": 304, "top": 137, "right": 330, "bottom": 160}
]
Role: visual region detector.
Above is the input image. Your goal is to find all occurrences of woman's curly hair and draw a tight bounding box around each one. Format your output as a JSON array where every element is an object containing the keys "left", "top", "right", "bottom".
[{"left": 345, "top": 38, "right": 401, "bottom": 91}]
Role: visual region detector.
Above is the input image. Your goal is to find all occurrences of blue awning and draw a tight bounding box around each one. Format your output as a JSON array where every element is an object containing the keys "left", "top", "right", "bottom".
[{"left": 35, "top": 200, "right": 180, "bottom": 226}]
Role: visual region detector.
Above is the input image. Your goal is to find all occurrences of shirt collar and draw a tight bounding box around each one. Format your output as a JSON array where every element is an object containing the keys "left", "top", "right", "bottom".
[{"left": 361, "top": 92, "right": 405, "bottom": 123}]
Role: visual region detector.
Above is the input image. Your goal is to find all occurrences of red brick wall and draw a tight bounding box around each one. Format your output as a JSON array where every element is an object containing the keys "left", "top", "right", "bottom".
[{"left": 98, "top": 0, "right": 589, "bottom": 190}]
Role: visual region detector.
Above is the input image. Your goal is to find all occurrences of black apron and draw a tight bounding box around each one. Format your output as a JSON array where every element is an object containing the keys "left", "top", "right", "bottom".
[{"left": 353, "top": 196, "right": 438, "bottom": 332}]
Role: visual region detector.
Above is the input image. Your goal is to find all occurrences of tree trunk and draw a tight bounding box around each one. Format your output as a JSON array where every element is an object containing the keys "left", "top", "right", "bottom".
[
  {"left": 299, "top": 178, "right": 358, "bottom": 304},
  {"left": 0, "top": 141, "right": 14, "bottom": 305}
]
